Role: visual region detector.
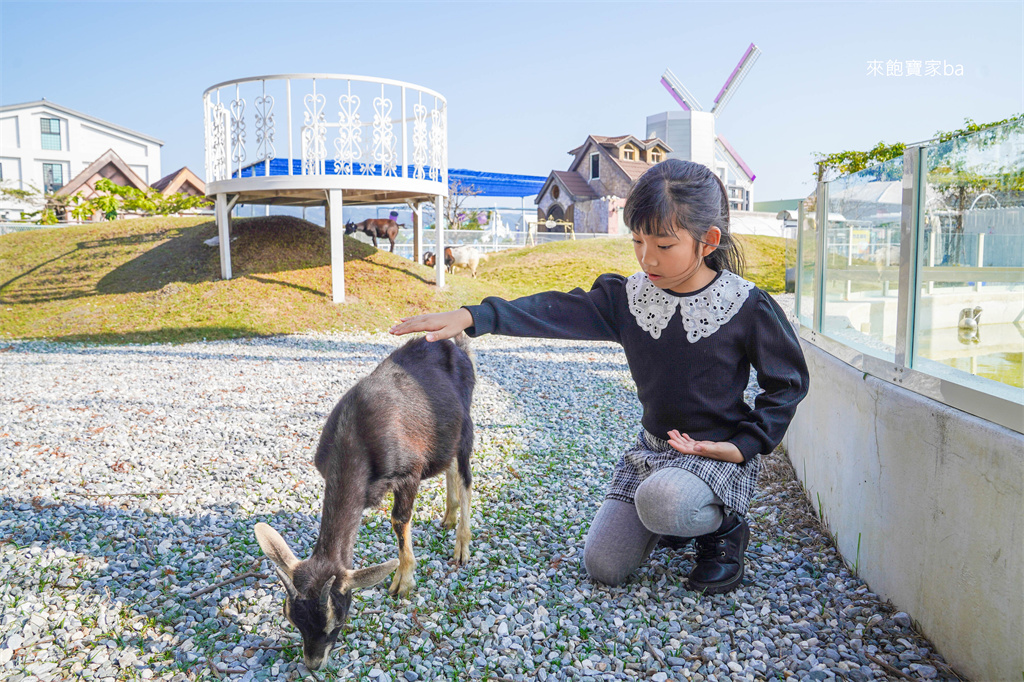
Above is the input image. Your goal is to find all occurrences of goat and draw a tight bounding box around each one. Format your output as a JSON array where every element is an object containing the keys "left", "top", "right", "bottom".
[
  {"left": 254, "top": 335, "right": 475, "bottom": 670},
  {"left": 449, "top": 245, "right": 488, "bottom": 278},
  {"left": 345, "top": 219, "right": 403, "bottom": 252},
  {"left": 423, "top": 248, "right": 454, "bottom": 273}
]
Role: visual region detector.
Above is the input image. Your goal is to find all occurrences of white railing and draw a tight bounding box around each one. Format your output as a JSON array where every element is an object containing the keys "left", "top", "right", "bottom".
[{"left": 203, "top": 74, "right": 447, "bottom": 195}]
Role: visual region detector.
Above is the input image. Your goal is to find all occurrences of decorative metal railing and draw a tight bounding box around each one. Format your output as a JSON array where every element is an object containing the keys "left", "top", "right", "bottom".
[{"left": 203, "top": 74, "right": 447, "bottom": 193}]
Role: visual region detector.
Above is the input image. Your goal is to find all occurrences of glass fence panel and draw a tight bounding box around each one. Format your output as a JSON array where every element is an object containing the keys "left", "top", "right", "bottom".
[
  {"left": 796, "top": 198, "right": 816, "bottom": 327},
  {"left": 914, "top": 123, "right": 1024, "bottom": 393},
  {"left": 821, "top": 156, "right": 904, "bottom": 360}
]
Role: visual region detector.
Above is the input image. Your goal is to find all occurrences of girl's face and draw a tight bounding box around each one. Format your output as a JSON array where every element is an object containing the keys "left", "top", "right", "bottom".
[{"left": 631, "top": 225, "right": 721, "bottom": 293}]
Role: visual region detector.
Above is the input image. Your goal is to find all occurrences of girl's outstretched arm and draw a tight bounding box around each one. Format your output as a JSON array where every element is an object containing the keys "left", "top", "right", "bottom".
[{"left": 390, "top": 308, "right": 474, "bottom": 342}]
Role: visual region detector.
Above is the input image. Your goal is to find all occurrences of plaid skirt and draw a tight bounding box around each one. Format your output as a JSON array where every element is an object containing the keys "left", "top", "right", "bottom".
[{"left": 605, "top": 429, "right": 760, "bottom": 516}]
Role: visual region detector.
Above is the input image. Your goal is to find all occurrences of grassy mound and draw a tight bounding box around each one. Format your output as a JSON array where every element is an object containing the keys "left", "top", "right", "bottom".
[{"left": 0, "top": 216, "right": 785, "bottom": 344}]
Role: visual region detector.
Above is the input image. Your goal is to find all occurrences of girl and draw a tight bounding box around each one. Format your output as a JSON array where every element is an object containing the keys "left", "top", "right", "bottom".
[{"left": 390, "top": 159, "right": 809, "bottom": 594}]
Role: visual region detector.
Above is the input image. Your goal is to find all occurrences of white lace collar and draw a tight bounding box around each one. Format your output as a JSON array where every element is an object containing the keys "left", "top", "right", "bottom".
[{"left": 625, "top": 270, "right": 754, "bottom": 342}]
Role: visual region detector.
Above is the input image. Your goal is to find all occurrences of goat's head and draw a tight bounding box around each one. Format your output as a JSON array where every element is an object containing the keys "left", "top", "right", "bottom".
[
  {"left": 344, "top": 221, "right": 358, "bottom": 235},
  {"left": 423, "top": 251, "right": 436, "bottom": 267},
  {"left": 254, "top": 523, "right": 397, "bottom": 670}
]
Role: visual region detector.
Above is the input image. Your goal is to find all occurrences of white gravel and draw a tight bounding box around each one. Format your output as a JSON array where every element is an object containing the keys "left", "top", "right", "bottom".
[{"left": 0, "top": 296, "right": 960, "bottom": 681}]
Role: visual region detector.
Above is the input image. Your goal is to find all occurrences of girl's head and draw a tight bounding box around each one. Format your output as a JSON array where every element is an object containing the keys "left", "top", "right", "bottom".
[{"left": 623, "top": 159, "right": 744, "bottom": 275}]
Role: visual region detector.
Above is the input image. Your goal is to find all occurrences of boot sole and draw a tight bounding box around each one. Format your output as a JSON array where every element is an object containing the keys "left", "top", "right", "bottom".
[{"left": 687, "top": 522, "right": 750, "bottom": 595}]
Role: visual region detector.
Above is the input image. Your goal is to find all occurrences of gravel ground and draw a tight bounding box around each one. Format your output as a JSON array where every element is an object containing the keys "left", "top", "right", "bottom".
[{"left": 0, "top": 295, "right": 964, "bottom": 681}]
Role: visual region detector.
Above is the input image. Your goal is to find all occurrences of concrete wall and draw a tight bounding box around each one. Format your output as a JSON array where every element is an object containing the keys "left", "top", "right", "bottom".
[{"left": 784, "top": 342, "right": 1024, "bottom": 682}]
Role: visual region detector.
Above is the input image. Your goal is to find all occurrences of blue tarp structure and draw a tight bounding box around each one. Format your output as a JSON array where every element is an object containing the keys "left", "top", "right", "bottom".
[
  {"left": 448, "top": 169, "right": 546, "bottom": 198},
  {"left": 236, "top": 160, "right": 545, "bottom": 198}
]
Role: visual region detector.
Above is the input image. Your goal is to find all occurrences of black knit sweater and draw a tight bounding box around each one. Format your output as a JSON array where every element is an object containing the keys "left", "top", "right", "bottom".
[{"left": 463, "top": 271, "right": 809, "bottom": 463}]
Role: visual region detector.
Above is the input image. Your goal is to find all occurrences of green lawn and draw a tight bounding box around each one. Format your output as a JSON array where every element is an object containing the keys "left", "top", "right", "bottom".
[{"left": 0, "top": 216, "right": 786, "bottom": 344}]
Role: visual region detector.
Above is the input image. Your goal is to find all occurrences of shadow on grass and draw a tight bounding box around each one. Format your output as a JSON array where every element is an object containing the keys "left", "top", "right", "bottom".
[
  {"left": 22, "top": 326, "right": 269, "bottom": 346},
  {"left": 1, "top": 217, "right": 385, "bottom": 306}
]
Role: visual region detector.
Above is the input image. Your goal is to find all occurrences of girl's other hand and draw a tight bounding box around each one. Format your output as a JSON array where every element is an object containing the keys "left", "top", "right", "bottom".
[
  {"left": 667, "top": 430, "right": 743, "bottom": 464},
  {"left": 389, "top": 308, "right": 474, "bottom": 341}
]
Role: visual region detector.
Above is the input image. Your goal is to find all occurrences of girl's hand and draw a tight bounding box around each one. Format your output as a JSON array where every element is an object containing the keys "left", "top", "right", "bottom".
[
  {"left": 667, "top": 430, "right": 744, "bottom": 464},
  {"left": 389, "top": 308, "right": 474, "bottom": 341}
]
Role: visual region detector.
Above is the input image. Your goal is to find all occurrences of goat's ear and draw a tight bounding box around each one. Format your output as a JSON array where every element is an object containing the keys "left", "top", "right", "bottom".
[
  {"left": 254, "top": 523, "right": 300, "bottom": 578},
  {"left": 341, "top": 559, "right": 400, "bottom": 591}
]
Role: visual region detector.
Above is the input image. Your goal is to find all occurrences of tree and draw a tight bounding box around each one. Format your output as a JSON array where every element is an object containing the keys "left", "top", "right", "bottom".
[
  {"left": 70, "top": 178, "right": 211, "bottom": 221},
  {"left": 2, "top": 181, "right": 71, "bottom": 224},
  {"left": 444, "top": 179, "right": 481, "bottom": 228}
]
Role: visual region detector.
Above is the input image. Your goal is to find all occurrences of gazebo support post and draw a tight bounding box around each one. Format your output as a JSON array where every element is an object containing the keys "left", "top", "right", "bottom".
[
  {"left": 410, "top": 201, "right": 423, "bottom": 266},
  {"left": 434, "top": 194, "right": 445, "bottom": 288},
  {"left": 327, "top": 189, "right": 345, "bottom": 303},
  {"left": 215, "top": 193, "right": 239, "bottom": 280}
]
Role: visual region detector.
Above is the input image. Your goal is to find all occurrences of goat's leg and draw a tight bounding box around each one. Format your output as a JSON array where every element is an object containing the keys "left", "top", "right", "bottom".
[
  {"left": 453, "top": 425, "right": 473, "bottom": 564},
  {"left": 371, "top": 235, "right": 379, "bottom": 248},
  {"left": 388, "top": 480, "right": 419, "bottom": 597},
  {"left": 454, "top": 475, "right": 472, "bottom": 565},
  {"left": 442, "top": 459, "right": 460, "bottom": 529}
]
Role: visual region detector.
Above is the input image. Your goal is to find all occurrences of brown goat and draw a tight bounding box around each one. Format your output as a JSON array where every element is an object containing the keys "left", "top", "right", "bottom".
[
  {"left": 345, "top": 219, "right": 402, "bottom": 252},
  {"left": 255, "top": 335, "right": 475, "bottom": 670},
  {"left": 423, "top": 247, "right": 455, "bottom": 273}
]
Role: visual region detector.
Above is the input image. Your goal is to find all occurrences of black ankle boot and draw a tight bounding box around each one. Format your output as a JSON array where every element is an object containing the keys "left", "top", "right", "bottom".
[
  {"left": 686, "top": 512, "right": 750, "bottom": 594},
  {"left": 657, "top": 535, "right": 692, "bottom": 550}
]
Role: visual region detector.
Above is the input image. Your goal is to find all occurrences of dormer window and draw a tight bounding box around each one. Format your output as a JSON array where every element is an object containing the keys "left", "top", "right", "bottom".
[
  {"left": 651, "top": 149, "right": 663, "bottom": 163},
  {"left": 623, "top": 147, "right": 635, "bottom": 161},
  {"left": 590, "top": 153, "right": 600, "bottom": 180}
]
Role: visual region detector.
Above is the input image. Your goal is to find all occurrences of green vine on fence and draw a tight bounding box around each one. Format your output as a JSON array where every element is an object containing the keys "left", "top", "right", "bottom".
[{"left": 814, "top": 113, "right": 1024, "bottom": 182}]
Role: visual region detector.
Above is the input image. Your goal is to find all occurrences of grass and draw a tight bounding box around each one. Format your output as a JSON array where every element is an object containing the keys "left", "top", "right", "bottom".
[{"left": 0, "top": 216, "right": 786, "bottom": 344}]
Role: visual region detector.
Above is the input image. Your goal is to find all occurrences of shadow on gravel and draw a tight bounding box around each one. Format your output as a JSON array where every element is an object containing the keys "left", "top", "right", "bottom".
[{"left": 0, "top": 496, "right": 338, "bottom": 671}]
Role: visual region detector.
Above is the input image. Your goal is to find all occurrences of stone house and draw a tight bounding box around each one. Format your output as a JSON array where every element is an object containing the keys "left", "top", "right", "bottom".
[{"left": 535, "top": 135, "right": 671, "bottom": 234}]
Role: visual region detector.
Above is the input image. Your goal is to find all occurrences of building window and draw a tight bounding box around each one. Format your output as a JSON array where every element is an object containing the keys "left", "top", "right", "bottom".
[
  {"left": 590, "top": 153, "right": 600, "bottom": 180},
  {"left": 651, "top": 150, "right": 663, "bottom": 163},
  {"left": 552, "top": 184, "right": 560, "bottom": 200},
  {"left": 41, "top": 118, "right": 61, "bottom": 151},
  {"left": 43, "top": 163, "right": 63, "bottom": 193},
  {"left": 623, "top": 147, "right": 635, "bottom": 161}
]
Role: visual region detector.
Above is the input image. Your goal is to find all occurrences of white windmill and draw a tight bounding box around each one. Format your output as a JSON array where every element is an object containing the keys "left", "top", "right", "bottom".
[{"left": 646, "top": 43, "right": 761, "bottom": 211}]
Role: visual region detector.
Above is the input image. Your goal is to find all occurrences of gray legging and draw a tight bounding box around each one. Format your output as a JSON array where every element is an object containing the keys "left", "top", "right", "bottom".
[{"left": 583, "top": 467, "right": 725, "bottom": 586}]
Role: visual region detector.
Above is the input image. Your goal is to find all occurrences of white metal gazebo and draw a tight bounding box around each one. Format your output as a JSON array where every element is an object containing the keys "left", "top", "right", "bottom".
[{"left": 203, "top": 73, "right": 450, "bottom": 302}]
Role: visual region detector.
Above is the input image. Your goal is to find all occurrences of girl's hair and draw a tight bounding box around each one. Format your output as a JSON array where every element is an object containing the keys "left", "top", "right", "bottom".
[{"left": 623, "top": 158, "right": 745, "bottom": 275}]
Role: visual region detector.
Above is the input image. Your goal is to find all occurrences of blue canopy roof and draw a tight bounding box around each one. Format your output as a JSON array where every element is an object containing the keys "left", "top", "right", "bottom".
[
  {"left": 235, "top": 160, "right": 545, "bottom": 198},
  {"left": 448, "top": 169, "right": 546, "bottom": 198}
]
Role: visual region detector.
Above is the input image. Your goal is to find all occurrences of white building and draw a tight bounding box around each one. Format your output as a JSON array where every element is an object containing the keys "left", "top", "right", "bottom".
[{"left": 0, "top": 100, "right": 163, "bottom": 218}]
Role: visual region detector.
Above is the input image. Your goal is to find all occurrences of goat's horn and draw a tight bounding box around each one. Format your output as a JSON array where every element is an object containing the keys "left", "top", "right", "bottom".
[
  {"left": 275, "top": 567, "right": 299, "bottom": 601},
  {"left": 319, "top": 575, "right": 337, "bottom": 609}
]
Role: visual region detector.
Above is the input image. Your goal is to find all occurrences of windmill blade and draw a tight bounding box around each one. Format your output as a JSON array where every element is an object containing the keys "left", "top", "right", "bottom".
[
  {"left": 660, "top": 68, "right": 705, "bottom": 112},
  {"left": 711, "top": 43, "right": 761, "bottom": 118}
]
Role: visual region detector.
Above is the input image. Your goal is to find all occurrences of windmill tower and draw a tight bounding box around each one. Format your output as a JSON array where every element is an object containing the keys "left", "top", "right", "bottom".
[{"left": 646, "top": 43, "right": 761, "bottom": 211}]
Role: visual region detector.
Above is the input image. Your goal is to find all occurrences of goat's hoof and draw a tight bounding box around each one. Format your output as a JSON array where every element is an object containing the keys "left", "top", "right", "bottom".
[
  {"left": 388, "top": 574, "right": 415, "bottom": 597},
  {"left": 441, "top": 514, "right": 458, "bottom": 530},
  {"left": 453, "top": 541, "right": 471, "bottom": 565}
]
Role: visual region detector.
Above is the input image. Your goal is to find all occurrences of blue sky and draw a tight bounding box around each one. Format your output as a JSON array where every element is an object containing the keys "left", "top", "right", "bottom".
[{"left": 2, "top": 0, "right": 1021, "bottom": 202}]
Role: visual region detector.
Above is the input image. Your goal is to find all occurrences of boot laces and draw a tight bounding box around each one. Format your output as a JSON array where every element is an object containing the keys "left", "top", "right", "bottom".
[{"left": 694, "top": 536, "right": 720, "bottom": 562}]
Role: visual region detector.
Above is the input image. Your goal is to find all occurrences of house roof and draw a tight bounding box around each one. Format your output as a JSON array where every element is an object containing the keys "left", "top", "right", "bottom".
[
  {"left": 568, "top": 134, "right": 672, "bottom": 156},
  {"left": 55, "top": 149, "right": 150, "bottom": 197},
  {"left": 151, "top": 166, "right": 206, "bottom": 195},
  {"left": 0, "top": 100, "right": 164, "bottom": 146},
  {"left": 552, "top": 171, "right": 600, "bottom": 199},
  {"left": 607, "top": 158, "right": 657, "bottom": 183}
]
